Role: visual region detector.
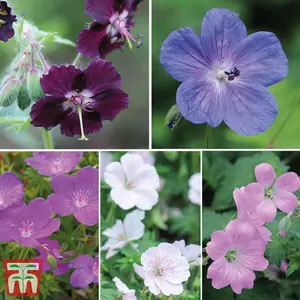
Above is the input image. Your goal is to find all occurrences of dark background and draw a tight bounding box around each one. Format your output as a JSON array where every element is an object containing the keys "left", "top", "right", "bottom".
[{"left": 152, "top": 0, "right": 300, "bottom": 149}]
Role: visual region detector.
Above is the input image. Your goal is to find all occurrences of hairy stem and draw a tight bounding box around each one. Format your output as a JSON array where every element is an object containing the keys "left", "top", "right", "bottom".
[{"left": 73, "top": 53, "right": 83, "bottom": 68}]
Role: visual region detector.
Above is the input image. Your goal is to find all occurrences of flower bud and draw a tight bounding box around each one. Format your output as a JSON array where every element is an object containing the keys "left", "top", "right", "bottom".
[
  {"left": 164, "top": 104, "right": 183, "bottom": 130},
  {"left": 0, "top": 80, "right": 21, "bottom": 107},
  {"left": 47, "top": 254, "right": 57, "bottom": 270},
  {"left": 278, "top": 215, "right": 292, "bottom": 237},
  {"left": 17, "top": 84, "right": 32, "bottom": 110},
  {"left": 27, "top": 70, "right": 44, "bottom": 101}
]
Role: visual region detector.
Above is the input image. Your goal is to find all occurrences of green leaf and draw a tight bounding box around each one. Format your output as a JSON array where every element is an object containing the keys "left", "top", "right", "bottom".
[
  {"left": 202, "top": 209, "right": 233, "bottom": 241},
  {"left": 212, "top": 152, "right": 288, "bottom": 211},
  {"left": 39, "top": 32, "right": 76, "bottom": 47},
  {"left": 265, "top": 236, "right": 286, "bottom": 265},
  {"left": 287, "top": 260, "right": 299, "bottom": 277},
  {"left": 17, "top": 85, "right": 32, "bottom": 111}
]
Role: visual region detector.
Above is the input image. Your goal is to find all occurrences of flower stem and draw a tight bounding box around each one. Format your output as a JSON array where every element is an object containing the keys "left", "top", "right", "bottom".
[
  {"left": 73, "top": 53, "right": 83, "bottom": 68},
  {"left": 35, "top": 44, "right": 49, "bottom": 74},
  {"left": 77, "top": 105, "right": 89, "bottom": 141},
  {"left": 42, "top": 129, "right": 54, "bottom": 149},
  {"left": 205, "top": 124, "right": 211, "bottom": 149}
]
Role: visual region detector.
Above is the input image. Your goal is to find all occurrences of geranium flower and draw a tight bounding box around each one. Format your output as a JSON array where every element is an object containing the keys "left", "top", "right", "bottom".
[
  {"left": 0, "top": 198, "right": 60, "bottom": 248},
  {"left": 134, "top": 243, "right": 190, "bottom": 296},
  {"left": 131, "top": 151, "right": 155, "bottom": 165},
  {"left": 188, "top": 173, "right": 201, "bottom": 205},
  {"left": 266, "top": 260, "right": 288, "bottom": 281},
  {"left": 100, "top": 152, "right": 113, "bottom": 180},
  {"left": 104, "top": 153, "right": 160, "bottom": 210},
  {"left": 0, "top": 172, "right": 24, "bottom": 211},
  {"left": 254, "top": 163, "right": 300, "bottom": 222},
  {"left": 25, "top": 152, "right": 83, "bottom": 176},
  {"left": 78, "top": 0, "right": 144, "bottom": 58},
  {"left": 0, "top": 1, "right": 16, "bottom": 42},
  {"left": 113, "top": 277, "right": 137, "bottom": 300},
  {"left": 69, "top": 255, "right": 99, "bottom": 288},
  {"left": 160, "top": 8, "right": 288, "bottom": 135},
  {"left": 206, "top": 224, "right": 268, "bottom": 294},
  {"left": 36, "top": 238, "right": 69, "bottom": 275},
  {"left": 48, "top": 166, "right": 98, "bottom": 226},
  {"left": 30, "top": 59, "right": 128, "bottom": 140},
  {"left": 102, "top": 209, "right": 145, "bottom": 259},
  {"left": 173, "top": 240, "right": 201, "bottom": 264}
]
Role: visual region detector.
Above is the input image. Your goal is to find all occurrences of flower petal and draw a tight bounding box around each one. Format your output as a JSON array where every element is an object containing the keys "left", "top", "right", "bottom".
[
  {"left": 92, "top": 88, "right": 128, "bottom": 121},
  {"left": 273, "top": 190, "right": 298, "bottom": 213},
  {"left": 176, "top": 76, "right": 225, "bottom": 126},
  {"left": 85, "top": 0, "right": 114, "bottom": 24},
  {"left": 231, "top": 32, "right": 288, "bottom": 87},
  {"left": 121, "top": 153, "right": 144, "bottom": 182},
  {"left": 255, "top": 163, "right": 276, "bottom": 187},
  {"left": 256, "top": 200, "right": 277, "bottom": 223},
  {"left": 110, "top": 188, "right": 137, "bottom": 210},
  {"left": 223, "top": 82, "right": 278, "bottom": 136},
  {"left": 274, "top": 172, "right": 300, "bottom": 193},
  {"left": 41, "top": 65, "right": 82, "bottom": 97},
  {"left": 84, "top": 59, "right": 122, "bottom": 94},
  {"left": 160, "top": 28, "right": 211, "bottom": 82},
  {"left": 33, "top": 218, "right": 60, "bottom": 239},
  {"left": 201, "top": 9, "right": 247, "bottom": 60},
  {"left": 131, "top": 188, "right": 159, "bottom": 210},
  {"left": 30, "top": 96, "right": 68, "bottom": 130},
  {"left": 48, "top": 193, "right": 76, "bottom": 216},
  {"left": 70, "top": 269, "right": 94, "bottom": 288},
  {"left": 74, "top": 201, "right": 99, "bottom": 226},
  {"left": 104, "top": 162, "right": 125, "bottom": 188}
]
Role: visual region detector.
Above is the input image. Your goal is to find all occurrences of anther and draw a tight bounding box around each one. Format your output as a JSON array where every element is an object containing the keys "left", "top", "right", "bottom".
[
  {"left": 0, "top": 10, "right": 8, "bottom": 16},
  {"left": 225, "top": 67, "right": 241, "bottom": 81}
]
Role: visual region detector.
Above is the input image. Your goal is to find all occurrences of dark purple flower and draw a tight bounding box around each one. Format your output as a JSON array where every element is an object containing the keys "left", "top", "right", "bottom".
[
  {"left": 25, "top": 152, "right": 83, "bottom": 176},
  {"left": 0, "top": 1, "right": 16, "bottom": 42},
  {"left": 36, "top": 238, "right": 69, "bottom": 275},
  {"left": 48, "top": 166, "right": 98, "bottom": 226},
  {"left": 0, "top": 198, "right": 60, "bottom": 248},
  {"left": 0, "top": 172, "right": 24, "bottom": 211},
  {"left": 78, "top": 0, "right": 143, "bottom": 58},
  {"left": 160, "top": 9, "right": 288, "bottom": 136},
  {"left": 30, "top": 59, "right": 128, "bottom": 140},
  {"left": 69, "top": 255, "right": 99, "bottom": 288}
]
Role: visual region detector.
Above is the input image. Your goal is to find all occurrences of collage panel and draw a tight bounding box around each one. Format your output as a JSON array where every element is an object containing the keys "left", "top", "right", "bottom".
[
  {"left": 100, "top": 151, "right": 201, "bottom": 299},
  {"left": 152, "top": 0, "right": 300, "bottom": 149},
  {"left": 0, "top": 151, "right": 99, "bottom": 299},
  {"left": 0, "top": 0, "right": 149, "bottom": 149},
  {"left": 202, "top": 151, "right": 300, "bottom": 299}
]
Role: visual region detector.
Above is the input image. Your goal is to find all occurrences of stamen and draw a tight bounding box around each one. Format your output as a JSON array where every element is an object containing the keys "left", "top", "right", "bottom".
[
  {"left": 0, "top": 10, "right": 8, "bottom": 16},
  {"left": 225, "top": 67, "right": 241, "bottom": 81},
  {"left": 77, "top": 105, "right": 89, "bottom": 141},
  {"left": 126, "top": 35, "right": 133, "bottom": 50},
  {"left": 0, "top": 19, "right": 6, "bottom": 25}
]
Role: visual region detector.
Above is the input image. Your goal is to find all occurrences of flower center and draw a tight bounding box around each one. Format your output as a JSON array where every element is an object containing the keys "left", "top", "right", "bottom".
[
  {"left": 265, "top": 188, "right": 274, "bottom": 200},
  {"left": 20, "top": 221, "right": 34, "bottom": 238},
  {"left": 93, "top": 262, "right": 99, "bottom": 277},
  {"left": 73, "top": 190, "right": 89, "bottom": 208},
  {"left": 153, "top": 267, "right": 164, "bottom": 276},
  {"left": 224, "top": 67, "right": 241, "bottom": 81},
  {"left": 225, "top": 249, "right": 238, "bottom": 263}
]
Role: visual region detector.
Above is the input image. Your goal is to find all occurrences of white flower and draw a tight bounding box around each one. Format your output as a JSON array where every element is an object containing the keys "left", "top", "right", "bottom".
[
  {"left": 113, "top": 277, "right": 137, "bottom": 300},
  {"left": 173, "top": 240, "right": 201, "bottom": 264},
  {"left": 188, "top": 173, "right": 201, "bottom": 205},
  {"left": 131, "top": 151, "right": 155, "bottom": 165},
  {"left": 104, "top": 153, "right": 160, "bottom": 210},
  {"left": 100, "top": 152, "right": 113, "bottom": 180},
  {"left": 134, "top": 243, "right": 190, "bottom": 296},
  {"left": 102, "top": 210, "right": 145, "bottom": 259}
]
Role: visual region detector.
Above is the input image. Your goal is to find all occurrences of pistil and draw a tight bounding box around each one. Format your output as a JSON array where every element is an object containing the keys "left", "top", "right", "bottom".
[{"left": 77, "top": 105, "right": 89, "bottom": 141}]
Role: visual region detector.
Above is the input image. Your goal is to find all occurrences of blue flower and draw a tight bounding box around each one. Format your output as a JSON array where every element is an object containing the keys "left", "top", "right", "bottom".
[{"left": 160, "top": 8, "right": 288, "bottom": 136}]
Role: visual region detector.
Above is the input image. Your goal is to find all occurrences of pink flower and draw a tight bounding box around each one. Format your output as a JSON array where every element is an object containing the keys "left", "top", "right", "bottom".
[
  {"left": 254, "top": 163, "right": 300, "bottom": 222},
  {"left": 206, "top": 223, "right": 268, "bottom": 294}
]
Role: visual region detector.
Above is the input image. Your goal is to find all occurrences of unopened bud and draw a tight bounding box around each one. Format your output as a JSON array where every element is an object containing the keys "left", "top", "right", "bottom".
[
  {"left": 27, "top": 70, "right": 44, "bottom": 101},
  {"left": 278, "top": 215, "right": 292, "bottom": 237},
  {"left": 165, "top": 104, "right": 183, "bottom": 130},
  {"left": 0, "top": 80, "right": 21, "bottom": 107},
  {"left": 17, "top": 85, "right": 32, "bottom": 110},
  {"left": 47, "top": 254, "right": 57, "bottom": 270}
]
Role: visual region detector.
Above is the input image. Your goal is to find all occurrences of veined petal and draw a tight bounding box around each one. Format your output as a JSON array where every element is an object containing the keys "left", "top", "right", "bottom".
[
  {"left": 176, "top": 76, "right": 225, "bottom": 127},
  {"left": 223, "top": 82, "right": 278, "bottom": 136},
  {"left": 231, "top": 32, "right": 288, "bottom": 87},
  {"left": 85, "top": 0, "right": 114, "bottom": 24},
  {"left": 160, "top": 28, "right": 211, "bottom": 82},
  {"left": 255, "top": 163, "right": 276, "bottom": 187},
  {"left": 104, "top": 162, "right": 126, "bottom": 188},
  {"left": 273, "top": 190, "right": 298, "bottom": 213},
  {"left": 274, "top": 172, "right": 300, "bottom": 193},
  {"left": 256, "top": 199, "right": 277, "bottom": 223},
  {"left": 201, "top": 9, "right": 247, "bottom": 60}
]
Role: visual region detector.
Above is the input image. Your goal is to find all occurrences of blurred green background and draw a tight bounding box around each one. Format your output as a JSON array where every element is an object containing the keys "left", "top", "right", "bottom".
[
  {"left": 152, "top": 0, "right": 300, "bottom": 149},
  {"left": 0, "top": 0, "right": 149, "bottom": 149}
]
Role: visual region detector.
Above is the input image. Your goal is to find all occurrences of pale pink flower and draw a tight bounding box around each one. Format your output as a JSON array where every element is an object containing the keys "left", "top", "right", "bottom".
[
  {"left": 131, "top": 151, "right": 155, "bottom": 165},
  {"left": 104, "top": 153, "right": 160, "bottom": 210},
  {"left": 188, "top": 173, "right": 201, "bottom": 205},
  {"left": 173, "top": 240, "right": 201, "bottom": 264},
  {"left": 113, "top": 277, "right": 137, "bottom": 300},
  {"left": 134, "top": 243, "right": 190, "bottom": 296},
  {"left": 206, "top": 223, "right": 268, "bottom": 294},
  {"left": 254, "top": 163, "right": 300, "bottom": 222},
  {"left": 102, "top": 210, "right": 145, "bottom": 259},
  {"left": 100, "top": 152, "right": 113, "bottom": 180}
]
